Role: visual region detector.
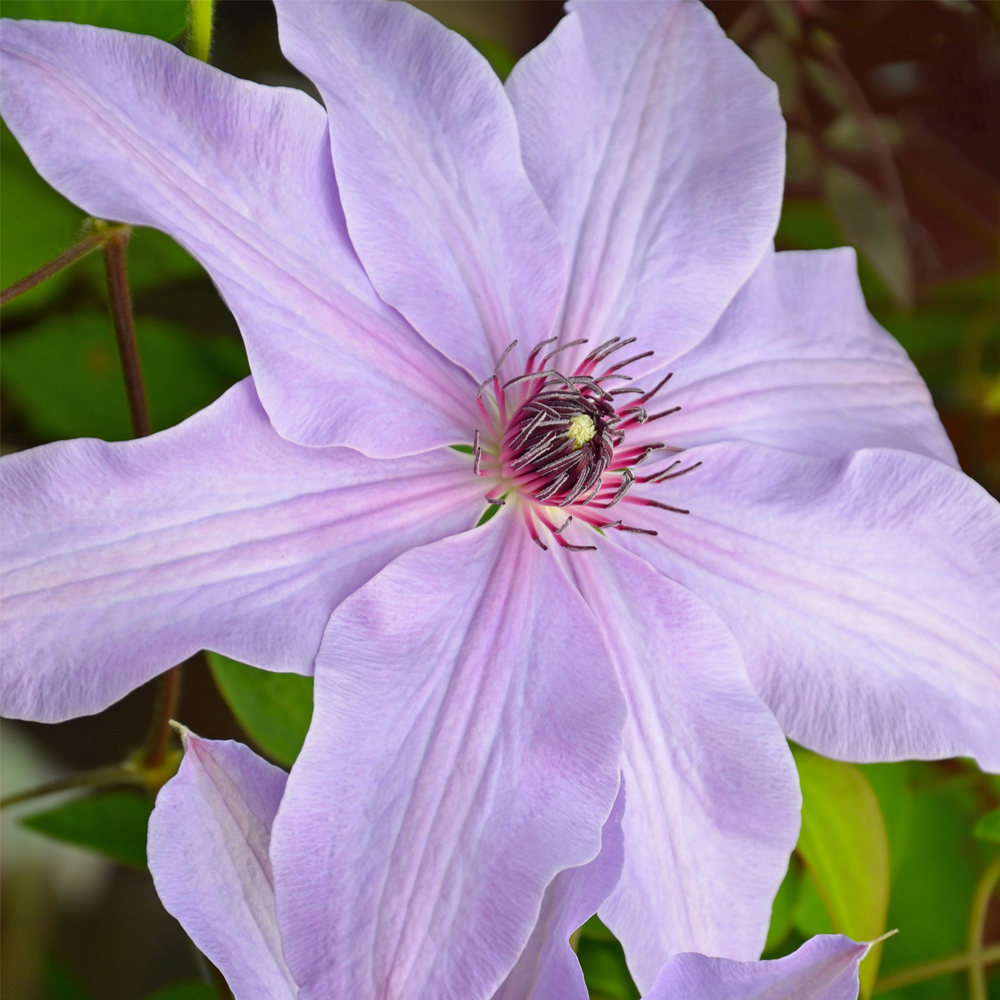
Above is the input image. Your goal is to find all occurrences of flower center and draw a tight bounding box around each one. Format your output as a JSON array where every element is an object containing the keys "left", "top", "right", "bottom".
[{"left": 472, "top": 336, "right": 701, "bottom": 551}]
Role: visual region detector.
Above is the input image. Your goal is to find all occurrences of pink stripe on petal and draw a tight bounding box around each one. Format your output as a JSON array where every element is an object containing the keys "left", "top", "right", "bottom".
[
  {"left": 275, "top": 0, "right": 567, "bottom": 382},
  {"left": 507, "top": 1, "right": 784, "bottom": 370},
  {"left": 270, "top": 518, "right": 625, "bottom": 1000},
  {"left": 630, "top": 248, "right": 957, "bottom": 464},
  {"left": 0, "top": 380, "right": 483, "bottom": 722},
  {"left": 566, "top": 545, "right": 800, "bottom": 989},
  {"left": 0, "top": 19, "right": 475, "bottom": 455},
  {"left": 620, "top": 441, "right": 1000, "bottom": 770}
]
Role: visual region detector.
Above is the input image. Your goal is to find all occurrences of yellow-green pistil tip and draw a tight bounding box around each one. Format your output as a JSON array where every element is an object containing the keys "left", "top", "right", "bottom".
[{"left": 567, "top": 414, "right": 597, "bottom": 450}]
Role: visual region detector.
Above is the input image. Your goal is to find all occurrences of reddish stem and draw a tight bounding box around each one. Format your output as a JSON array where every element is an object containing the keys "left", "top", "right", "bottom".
[{"left": 102, "top": 228, "right": 151, "bottom": 438}]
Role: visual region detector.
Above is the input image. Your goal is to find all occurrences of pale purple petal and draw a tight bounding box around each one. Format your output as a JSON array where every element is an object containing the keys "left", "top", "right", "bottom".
[
  {"left": 646, "top": 935, "right": 870, "bottom": 1000},
  {"left": 0, "top": 18, "right": 475, "bottom": 455},
  {"left": 565, "top": 546, "right": 800, "bottom": 990},
  {"left": 506, "top": 0, "right": 784, "bottom": 368},
  {"left": 620, "top": 442, "right": 1000, "bottom": 769},
  {"left": 270, "top": 519, "right": 625, "bottom": 1000},
  {"left": 493, "top": 785, "right": 625, "bottom": 1000},
  {"left": 148, "top": 733, "right": 297, "bottom": 1000},
  {"left": 0, "top": 379, "right": 483, "bottom": 722},
  {"left": 275, "top": 0, "right": 566, "bottom": 380},
  {"left": 629, "top": 249, "right": 957, "bottom": 465}
]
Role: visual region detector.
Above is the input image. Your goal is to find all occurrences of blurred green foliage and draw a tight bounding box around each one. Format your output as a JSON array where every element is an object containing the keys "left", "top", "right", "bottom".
[
  {"left": 22, "top": 791, "right": 153, "bottom": 870},
  {"left": 143, "top": 985, "right": 216, "bottom": 1000},
  {"left": 976, "top": 808, "right": 1000, "bottom": 844},
  {"left": 42, "top": 955, "right": 93, "bottom": 1000},
  {"left": 3, "top": 311, "right": 247, "bottom": 441}
]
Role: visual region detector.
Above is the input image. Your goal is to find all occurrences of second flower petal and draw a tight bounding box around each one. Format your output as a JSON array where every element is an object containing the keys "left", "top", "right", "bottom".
[
  {"left": 625, "top": 441, "right": 1000, "bottom": 769},
  {"left": 0, "top": 18, "right": 476, "bottom": 454},
  {"left": 0, "top": 379, "right": 483, "bottom": 721},
  {"left": 567, "top": 545, "right": 800, "bottom": 991},
  {"left": 275, "top": 0, "right": 567, "bottom": 381},
  {"left": 271, "top": 518, "right": 626, "bottom": 1000},
  {"left": 507, "top": 0, "right": 785, "bottom": 366}
]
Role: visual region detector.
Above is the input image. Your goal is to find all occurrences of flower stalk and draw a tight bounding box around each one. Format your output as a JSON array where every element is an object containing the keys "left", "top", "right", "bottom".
[
  {"left": 141, "top": 660, "right": 184, "bottom": 770},
  {"left": 0, "top": 219, "right": 126, "bottom": 306},
  {"left": 101, "top": 225, "right": 151, "bottom": 438},
  {"left": 0, "top": 748, "right": 182, "bottom": 810},
  {"left": 872, "top": 855, "right": 1000, "bottom": 995},
  {"left": 188, "top": 0, "right": 214, "bottom": 63}
]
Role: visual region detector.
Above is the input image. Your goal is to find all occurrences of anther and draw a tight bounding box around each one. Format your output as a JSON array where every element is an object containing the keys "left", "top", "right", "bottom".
[
  {"left": 541, "top": 339, "right": 589, "bottom": 366},
  {"left": 602, "top": 350, "right": 654, "bottom": 375},
  {"left": 644, "top": 405, "right": 682, "bottom": 423}
]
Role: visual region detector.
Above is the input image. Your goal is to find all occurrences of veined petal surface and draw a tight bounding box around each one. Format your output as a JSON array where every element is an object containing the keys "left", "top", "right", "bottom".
[
  {"left": 506, "top": 0, "right": 784, "bottom": 369},
  {"left": 630, "top": 249, "right": 957, "bottom": 464},
  {"left": 275, "top": 0, "right": 566, "bottom": 381},
  {"left": 646, "top": 934, "right": 870, "bottom": 1000},
  {"left": 0, "top": 380, "right": 483, "bottom": 722},
  {"left": 492, "top": 786, "right": 625, "bottom": 1000},
  {"left": 0, "top": 18, "right": 475, "bottom": 454},
  {"left": 271, "top": 519, "right": 625, "bottom": 1000},
  {"left": 567, "top": 546, "right": 800, "bottom": 990},
  {"left": 149, "top": 734, "right": 297, "bottom": 1000},
  {"left": 622, "top": 442, "right": 1000, "bottom": 768}
]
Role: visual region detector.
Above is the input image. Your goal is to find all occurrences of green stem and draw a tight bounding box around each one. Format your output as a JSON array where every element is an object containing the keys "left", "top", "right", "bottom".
[
  {"left": 0, "top": 766, "right": 144, "bottom": 810},
  {"left": 0, "top": 223, "right": 124, "bottom": 306},
  {"left": 968, "top": 855, "right": 1000, "bottom": 1000},
  {"left": 873, "top": 944, "right": 1000, "bottom": 993},
  {"left": 188, "top": 0, "right": 214, "bottom": 62}
]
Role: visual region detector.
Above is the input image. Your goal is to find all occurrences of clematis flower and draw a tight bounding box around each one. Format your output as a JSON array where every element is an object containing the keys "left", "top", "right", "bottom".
[
  {"left": 148, "top": 729, "right": 882, "bottom": 1000},
  {"left": 1, "top": 1, "right": 998, "bottom": 997}
]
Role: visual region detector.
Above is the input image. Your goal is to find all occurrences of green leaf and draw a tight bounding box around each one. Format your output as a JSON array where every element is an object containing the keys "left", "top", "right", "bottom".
[
  {"left": 765, "top": 855, "right": 804, "bottom": 952},
  {"left": 0, "top": 1, "right": 188, "bottom": 40},
  {"left": 43, "top": 954, "right": 93, "bottom": 1000},
  {"left": 876, "top": 765, "right": 990, "bottom": 1000},
  {"left": 974, "top": 806, "right": 1000, "bottom": 843},
  {"left": 859, "top": 762, "right": 914, "bottom": 875},
  {"left": 576, "top": 914, "right": 618, "bottom": 943},
  {"left": 874, "top": 308, "right": 979, "bottom": 357},
  {"left": 464, "top": 35, "right": 517, "bottom": 81},
  {"left": 144, "top": 984, "right": 217, "bottom": 1000},
  {"left": 750, "top": 33, "right": 801, "bottom": 114},
  {"left": 793, "top": 868, "right": 835, "bottom": 937},
  {"left": 207, "top": 652, "right": 314, "bottom": 768},
  {"left": 823, "top": 163, "right": 912, "bottom": 309},
  {"left": 792, "top": 747, "right": 890, "bottom": 999},
  {"left": 21, "top": 791, "right": 152, "bottom": 869},
  {"left": 0, "top": 122, "right": 90, "bottom": 314},
  {"left": 576, "top": 917, "right": 640, "bottom": 1000},
  {"left": 476, "top": 503, "right": 503, "bottom": 527},
  {"left": 119, "top": 226, "right": 204, "bottom": 294},
  {"left": 775, "top": 199, "right": 842, "bottom": 252},
  {"left": 1, "top": 311, "right": 249, "bottom": 441}
]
